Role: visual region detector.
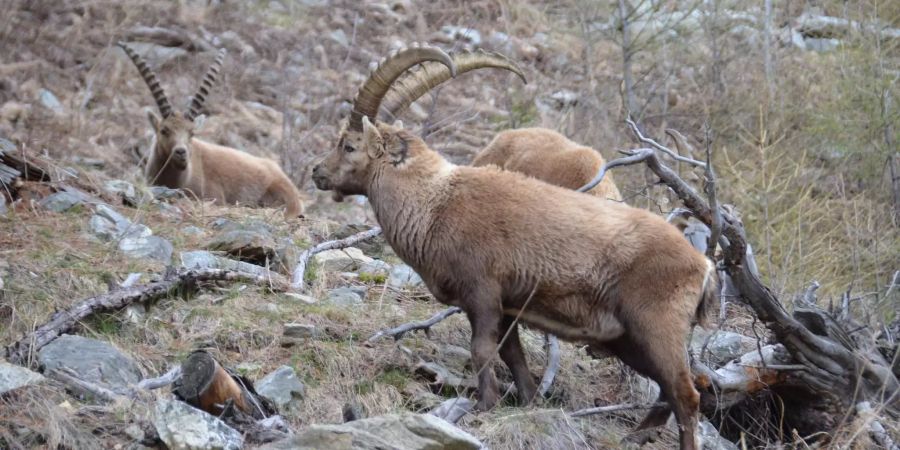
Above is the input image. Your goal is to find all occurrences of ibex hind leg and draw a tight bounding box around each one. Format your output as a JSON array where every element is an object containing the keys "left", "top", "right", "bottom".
[
  {"left": 608, "top": 331, "right": 701, "bottom": 450},
  {"left": 497, "top": 315, "right": 538, "bottom": 405}
]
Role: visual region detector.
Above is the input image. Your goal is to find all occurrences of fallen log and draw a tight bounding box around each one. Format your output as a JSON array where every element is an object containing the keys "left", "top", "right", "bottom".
[{"left": 5, "top": 268, "right": 289, "bottom": 365}]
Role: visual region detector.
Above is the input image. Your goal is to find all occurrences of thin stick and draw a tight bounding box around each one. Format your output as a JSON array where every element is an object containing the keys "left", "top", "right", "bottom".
[
  {"left": 291, "top": 226, "right": 383, "bottom": 289},
  {"left": 538, "top": 334, "right": 561, "bottom": 396},
  {"left": 366, "top": 306, "right": 462, "bottom": 344},
  {"left": 570, "top": 401, "right": 666, "bottom": 418},
  {"left": 703, "top": 123, "right": 722, "bottom": 260},
  {"left": 136, "top": 366, "right": 182, "bottom": 390},
  {"left": 626, "top": 116, "right": 707, "bottom": 167}
]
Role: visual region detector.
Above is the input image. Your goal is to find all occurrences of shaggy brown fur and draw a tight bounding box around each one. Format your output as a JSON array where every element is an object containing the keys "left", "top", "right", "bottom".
[
  {"left": 313, "top": 118, "right": 718, "bottom": 450},
  {"left": 471, "top": 128, "right": 623, "bottom": 201},
  {"left": 144, "top": 111, "right": 304, "bottom": 217}
]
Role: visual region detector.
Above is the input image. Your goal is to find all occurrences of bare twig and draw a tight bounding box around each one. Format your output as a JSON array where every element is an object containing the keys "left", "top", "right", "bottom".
[
  {"left": 48, "top": 368, "right": 128, "bottom": 403},
  {"left": 366, "top": 306, "right": 462, "bottom": 344},
  {"left": 538, "top": 334, "right": 561, "bottom": 396},
  {"left": 703, "top": 124, "right": 721, "bottom": 260},
  {"left": 570, "top": 401, "right": 666, "bottom": 418},
  {"left": 577, "top": 148, "right": 660, "bottom": 193},
  {"left": 6, "top": 268, "right": 289, "bottom": 364},
  {"left": 626, "top": 117, "right": 707, "bottom": 167},
  {"left": 136, "top": 366, "right": 182, "bottom": 390},
  {"left": 291, "top": 226, "right": 383, "bottom": 289}
]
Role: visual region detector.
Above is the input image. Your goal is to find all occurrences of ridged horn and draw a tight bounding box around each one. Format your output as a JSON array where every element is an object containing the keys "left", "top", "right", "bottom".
[
  {"left": 380, "top": 49, "right": 527, "bottom": 121},
  {"left": 349, "top": 43, "right": 457, "bottom": 131},
  {"left": 118, "top": 41, "right": 173, "bottom": 118},
  {"left": 187, "top": 48, "right": 227, "bottom": 120}
]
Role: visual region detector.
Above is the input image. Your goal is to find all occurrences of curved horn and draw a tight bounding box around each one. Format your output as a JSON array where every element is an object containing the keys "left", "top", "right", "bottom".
[
  {"left": 349, "top": 43, "right": 457, "bottom": 131},
  {"left": 186, "top": 48, "right": 227, "bottom": 120},
  {"left": 380, "top": 50, "right": 527, "bottom": 121},
  {"left": 118, "top": 41, "right": 173, "bottom": 118}
]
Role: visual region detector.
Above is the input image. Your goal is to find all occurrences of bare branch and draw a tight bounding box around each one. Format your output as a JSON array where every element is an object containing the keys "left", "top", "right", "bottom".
[
  {"left": 538, "top": 334, "right": 561, "bottom": 396},
  {"left": 366, "top": 306, "right": 462, "bottom": 344},
  {"left": 570, "top": 401, "right": 666, "bottom": 418},
  {"left": 577, "top": 148, "right": 659, "bottom": 193},
  {"left": 626, "top": 117, "right": 707, "bottom": 167},
  {"left": 291, "top": 226, "right": 383, "bottom": 289},
  {"left": 48, "top": 368, "right": 128, "bottom": 403},
  {"left": 6, "top": 268, "right": 289, "bottom": 365},
  {"left": 137, "top": 366, "right": 182, "bottom": 391},
  {"left": 703, "top": 124, "right": 722, "bottom": 260}
]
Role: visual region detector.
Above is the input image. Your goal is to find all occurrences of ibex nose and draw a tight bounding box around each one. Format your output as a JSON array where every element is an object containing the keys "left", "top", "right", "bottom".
[{"left": 174, "top": 147, "right": 187, "bottom": 157}]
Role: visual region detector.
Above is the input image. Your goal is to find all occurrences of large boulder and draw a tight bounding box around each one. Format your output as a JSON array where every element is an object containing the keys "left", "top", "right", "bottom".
[
  {"left": 38, "top": 334, "right": 142, "bottom": 389},
  {"left": 259, "top": 412, "right": 482, "bottom": 450},
  {"left": 313, "top": 247, "right": 373, "bottom": 273},
  {"left": 153, "top": 397, "right": 243, "bottom": 450},
  {"left": 205, "top": 220, "right": 296, "bottom": 274}
]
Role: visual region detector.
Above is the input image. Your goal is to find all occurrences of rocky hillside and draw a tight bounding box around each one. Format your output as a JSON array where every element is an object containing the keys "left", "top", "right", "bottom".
[{"left": 2, "top": 1, "right": 898, "bottom": 449}]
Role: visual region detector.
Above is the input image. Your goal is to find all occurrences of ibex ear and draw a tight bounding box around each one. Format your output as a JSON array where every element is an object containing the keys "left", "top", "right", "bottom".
[
  {"left": 192, "top": 114, "right": 207, "bottom": 131},
  {"left": 146, "top": 110, "right": 161, "bottom": 131},
  {"left": 362, "top": 116, "right": 384, "bottom": 159},
  {"left": 383, "top": 129, "right": 411, "bottom": 167}
]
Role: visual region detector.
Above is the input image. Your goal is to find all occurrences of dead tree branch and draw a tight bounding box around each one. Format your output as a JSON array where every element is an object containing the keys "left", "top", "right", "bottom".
[
  {"left": 137, "top": 366, "right": 182, "bottom": 391},
  {"left": 703, "top": 124, "right": 722, "bottom": 260},
  {"left": 538, "top": 334, "right": 561, "bottom": 396},
  {"left": 6, "top": 268, "right": 289, "bottom": 365},
  {"left": 626, "top": 117, "right": 707, "bottom": 168},
  {"left": 609, "top": 123, "right": 900, "bottom": 419},
  {"left": 570, "top": 401, "right": 666, "bottom": 418},
  {"left": 366, "top": 306, "right": 462, "bottom": 344},
  {"left": 291, "top": 226, "right": 383, "bottom": 289}
]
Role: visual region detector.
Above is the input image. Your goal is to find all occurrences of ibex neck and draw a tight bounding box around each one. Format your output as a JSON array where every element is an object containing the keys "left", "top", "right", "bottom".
[
  {"left": 368, "top": 154, "right": 454, "bottom": 269},
  {"left": 145, "top": 148, "right": 194, "bottom": 189}
]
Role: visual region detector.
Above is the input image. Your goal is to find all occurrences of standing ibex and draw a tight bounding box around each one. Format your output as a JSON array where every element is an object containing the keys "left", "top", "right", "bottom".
[
  {"left": 311, "top": 45, "right": 718, "bottom": 450},
  {"left": 118, "top": 43, "right": 303, "bottom": 217},
  {"left": 377, "top": 50, "right": 622, "bottom": 201}
]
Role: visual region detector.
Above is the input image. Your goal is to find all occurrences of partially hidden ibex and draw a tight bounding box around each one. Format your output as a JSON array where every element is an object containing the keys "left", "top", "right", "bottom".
[
  {"left": 312, "top": 45, "right": 718, "bottom": 450},
  {"left": 118, "top": 42, "right": 303, "bottom": 217},
  {"left": 377, "top": 50, "right": 621, "bottom": 201}
]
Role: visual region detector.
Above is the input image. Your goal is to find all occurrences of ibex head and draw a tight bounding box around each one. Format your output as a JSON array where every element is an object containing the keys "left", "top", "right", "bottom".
[
  {"left": 312, "top": 44, "right": 525, "bottom": 200},
  {"left": 118, "top": 42, "right": 225, "bottom": 173}
]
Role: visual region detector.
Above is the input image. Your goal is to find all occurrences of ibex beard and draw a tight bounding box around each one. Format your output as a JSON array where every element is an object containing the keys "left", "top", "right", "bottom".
[{"left": 313, "top": 45, "right": 717, "bottom": 450}]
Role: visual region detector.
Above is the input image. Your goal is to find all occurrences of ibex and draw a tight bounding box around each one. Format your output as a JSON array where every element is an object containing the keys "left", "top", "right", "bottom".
[
  {"left": 376, "top": 50, "right": 621, "bottom": 201},
  {"left": 311, "top": 45, "right": 718, "bottom": 450},
  {"left": 118, "top": 43, "right": 303, "bottom": 217}
]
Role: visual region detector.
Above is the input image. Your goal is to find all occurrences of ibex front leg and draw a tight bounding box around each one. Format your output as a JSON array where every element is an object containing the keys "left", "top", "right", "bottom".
[{"left": 460, "top": 284, "right": 503, "bottom": 411}]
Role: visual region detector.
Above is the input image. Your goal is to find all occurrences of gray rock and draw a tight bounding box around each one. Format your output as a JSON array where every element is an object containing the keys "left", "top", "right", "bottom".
[
  {"left": 327, "top": 286, "right": 366, "bottom": 306},
  {"left": 39, "top": 190, "right": 90, "bottom": 212},
  {"left": 38, "top": 334, "right": 142, "bottom": 389},
  {"left": 441, "top": 26, "right": 482, "bottom": 47},
  {"left": 153, "top": 397, "right": 243, "bottom": 450},
  {"left": 690, "top": 328, "right": 756, "bottom": 365},
  {"left": 313, "top": 247, "right": 373, "bottom": 272},
  {"left": 700, "top": 420, "right": 738, "bottom": 450},
  {"left": 358, "top": 259, "right": 391, "bottom": 277},
  {"left": 280, "top": 292, "right": 317, "bottom": 304},
  {"left": 429, "top": 397, "right": 475, "bottom": 424},
  {"left": 205, "top": 221, "right": 295, "bottom": 274},
  {"left": 256, "top": 365, "right": 305, "bottom": 411},
  {"left": 157, "top": 202, "right": 183, "bottom": 220},
  {"left": 630, "top": 375, "right": 660, "bottom": 403},
  {"left": 387, "top": 264, "right": 424, "bottom": 290},
  {"left": 0, "top": 360, "right": 45, "bottom": 394},
  {"left": 180, "top": 250, "right": 271, "bottom": 278},
  {"left": 90, "top": 204, "right": 152, "bottom": 241},
  {"left": 119, "top": 42, "right": 188, "bottom": 68},
  {"left": 182, "top": 226, "right": 205, "bottom": 236},
  {"left": 37, "top": 88, "right": 64, "bottom": 114},
  {"left": 283, "top": 323, "right": 317, "bottom": 339},
  {"left": 0, "top": 195, "right": 7, "bottom": 216},
  {"left": 104, "top": 180, "right": 150, "bottom": 206},
  {"left": 150, "top": 186, "right": 183, "bottom": 200},
  {"left": 259, "top": 412, "right": 482, "bottom": 450},
  {"left": 119, "top": 236, "right": 173, "bottom": 263}
]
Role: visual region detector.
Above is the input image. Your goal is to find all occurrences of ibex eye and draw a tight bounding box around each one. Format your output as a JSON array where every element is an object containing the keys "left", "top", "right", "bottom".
[
  {"left": 161, "top": 128, "right": 170, "bottom": 137},
  {"left": 343, "top": 144, "right": 355, "bottom": 153}
]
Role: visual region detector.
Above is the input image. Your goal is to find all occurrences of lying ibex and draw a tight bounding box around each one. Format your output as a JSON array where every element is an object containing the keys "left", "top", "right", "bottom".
[
  {"left": 312, "top": 45, "right": 718, "bottom": 450},
  {"left": 118, "top": 43, "right": 303, "bottom": 217},
  {"left": 471, "top": 128, "right": 623, "bottom": 200}
]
